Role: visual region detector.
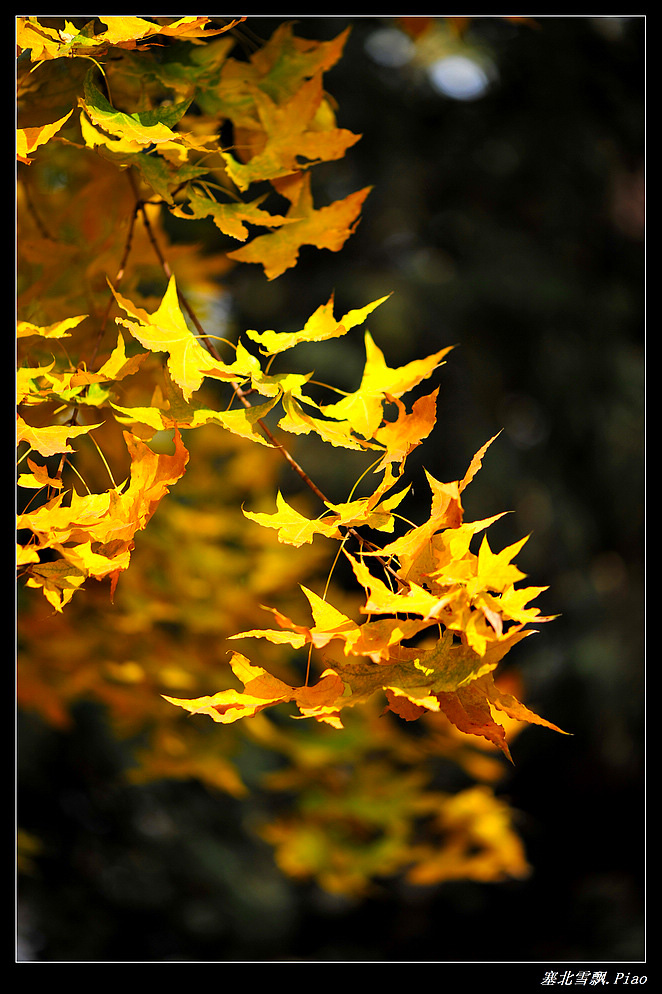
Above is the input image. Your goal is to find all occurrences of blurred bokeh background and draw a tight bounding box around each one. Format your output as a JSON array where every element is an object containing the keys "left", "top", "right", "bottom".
[{"left": 18, "top": 15, "right": 644, "bottom": 963}]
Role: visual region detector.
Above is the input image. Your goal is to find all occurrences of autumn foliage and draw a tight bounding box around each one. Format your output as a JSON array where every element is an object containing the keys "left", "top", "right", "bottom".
[{"left": 17, "top": 16, "right": 564, "bottom": 897}]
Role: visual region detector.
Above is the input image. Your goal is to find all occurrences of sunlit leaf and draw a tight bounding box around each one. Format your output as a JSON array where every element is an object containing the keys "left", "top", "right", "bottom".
[
  {"left": 243, "top": 491, "right": 342, "bottom": 546},
  {"left": 17, "top": 315, "right": 86, "bottom": 339},
  {"left": 17, "top": 415, "right": 103, "bottom": 458},
  {"left": 321, "top": 334, "right": 452, "bottom": 439},
  {"left": 277, "top": 392, "right": 368, "bottom": 451},
  {"left": 110, "top": 275, "right": 246, "bottom": 401},
  {"left": 247, "top": 291, "right": 391, "bottom": 356}
]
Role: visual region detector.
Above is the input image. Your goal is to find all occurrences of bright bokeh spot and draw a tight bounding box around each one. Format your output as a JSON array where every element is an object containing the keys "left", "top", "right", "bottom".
[{"left": 428, "top": 54, "right": 492, "bottom": 100}]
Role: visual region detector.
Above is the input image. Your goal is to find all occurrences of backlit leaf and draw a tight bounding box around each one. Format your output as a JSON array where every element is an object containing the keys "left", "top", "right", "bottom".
[
  {"left": 321, "top": 333, "right": 452, "bottom": 439},
  {"left": 227, "top": 173, "right": 371, "bottom": 280},
  {"left": 221, "top": 72, "right": 361, "bottom": 190},
  {"left": 110, "top": 275, "right": 244, "bottom": 401},
  {"left": 243, "top": 491, "right": 342, "bottom": 546},
  {"left": 17, "top": 415, "right": 103, "bottom": 458},
  {"left": 277, "top": 392, "right": 368, "bottom": 451},
  {"left": 247, "top": 291, "right": 391, "bottom": 356},
  {"left": 372, "top": 389, "right": 439, "bottom": 471}
]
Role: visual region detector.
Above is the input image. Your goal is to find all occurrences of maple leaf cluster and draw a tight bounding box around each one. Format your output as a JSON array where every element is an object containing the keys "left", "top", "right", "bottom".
[
  {"left": 17, "top": 15, "right": 563, "bottom": 897},
  {"left": 17, "top": 15, "right": 372, "bottom": 609}
]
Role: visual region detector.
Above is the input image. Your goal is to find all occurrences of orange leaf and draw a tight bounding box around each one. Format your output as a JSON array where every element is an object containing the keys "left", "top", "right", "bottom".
[
  {"left": 372, "top": 388, "right": 439, "bottom": 471},
  {"left": 459, "top": 432, "right": 501, "bottom": 493},
  {"left": 227, "top": 173, "right": 371, "bottom": 280},
  {"left": 119, "top": 429, "right": 190, "bottom": 534},
  {"left": 434, "top": 671, "right": 567, "bottom": 761}
]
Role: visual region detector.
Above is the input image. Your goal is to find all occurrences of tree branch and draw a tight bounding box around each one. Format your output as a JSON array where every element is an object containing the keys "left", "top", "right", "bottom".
[{"left": 130, "top": 173, "right": 411, "bottom": 590}]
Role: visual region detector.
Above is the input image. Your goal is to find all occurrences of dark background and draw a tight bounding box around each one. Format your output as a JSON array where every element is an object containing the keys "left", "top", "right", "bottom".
[{"left": 17, "top": 15, "right": 645, "bottom": 966}]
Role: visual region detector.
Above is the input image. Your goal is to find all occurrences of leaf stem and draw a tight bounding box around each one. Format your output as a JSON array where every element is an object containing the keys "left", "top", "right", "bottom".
[
  {"left": 64, "top": 456, "right": 92, "bottom": 495},
  {"left": 88, "top": 432, "right": 117, "bottom": 489}
]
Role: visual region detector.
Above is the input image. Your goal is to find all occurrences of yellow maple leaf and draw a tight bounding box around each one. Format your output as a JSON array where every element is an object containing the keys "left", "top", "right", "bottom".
[
  {"left": 277, "top": 393, "right": 368, "bottom": 451},
  {"left": 16, "top": 15, "right": 243, "bottom": 64},
  {"left": 468, "top": 534, "right": 529, "bottom": 596},
  {"left": 24, "top": 561, "right": 87, "bottom": 612},
  {"left": 165, "top": 625, "right": 564, "bottom": 745},
  {"left": 54, "top": 540, "right": 133, "bottom": 580},
  {"left": 143, "top": 16, "right": 244, "bottom": 42},
  {"left": 378, "top": 473, "right": 465, "bottom": 578},
  {"left": 322, "top": 480, "right": 411, "bottom": 533},
  {"left": 118, "top": 429, "right": 190, "bottom": 535},
  {"left": 18, "top": 431, "right": 189, "bottom": 606},
  {"left": 247, "top": 291, "right": 391, "bottom": 356},
  {"left": 110, "top": 276, "right": 245, "bottom": 401},
  {"left": 170, "top": 187, "right": 294, "bottom": 242},
  {"left": 243, "top": 491, "right": 342, "bottom": 547},
  {"left": 483, "top": 584, "right": 554, "bottom": 627},
  {"left": 17, "top": 414, "right": 103, "bottom": 458},
  {"left": 230, "top": 587, "right": 436, "bottom": 664},
  {"left": 16, "top": 18, "right": 66, "bottom": 61},
  {"left": 231, "top": 586, "right": 361, "bottom": 653},
  {"left": 17, "top": 457, "right": 63, "bottom": 492},
  {"left": 321, "top": 334, "right": 452, "bottom": 439},
  {"left": 345, "top": 551, "right": 449, "bottom": 619},
  {"left": 95, "top": 16, "right": 241, "bottom": 47},
  {"left": 95, "top": 332, "right": 149, "bottom": 382},
  {"left": 459, "top": 432, "right": 502, "bottom": 493},
  {"left": 344, "top": 617, "right": 435, "bottom": 662},
  {"left": 17, "top": 315, "right": 87, "bottom": 339},
  {"left": 163, "top": 652, "right": 345, "bottom": 726},
  {"left": 17, "top": 110, "right": 73, "bottom": 164}
]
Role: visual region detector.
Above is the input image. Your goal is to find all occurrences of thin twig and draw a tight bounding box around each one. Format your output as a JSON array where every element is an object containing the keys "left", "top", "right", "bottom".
[{"left": 87, "top": 197, "right": 141, "bottom": 369}]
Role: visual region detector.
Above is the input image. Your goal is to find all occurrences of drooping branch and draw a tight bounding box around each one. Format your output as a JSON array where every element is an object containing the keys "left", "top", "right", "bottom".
[{"left": 128, "top": 171, "right": 411, "bottom": 590}]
